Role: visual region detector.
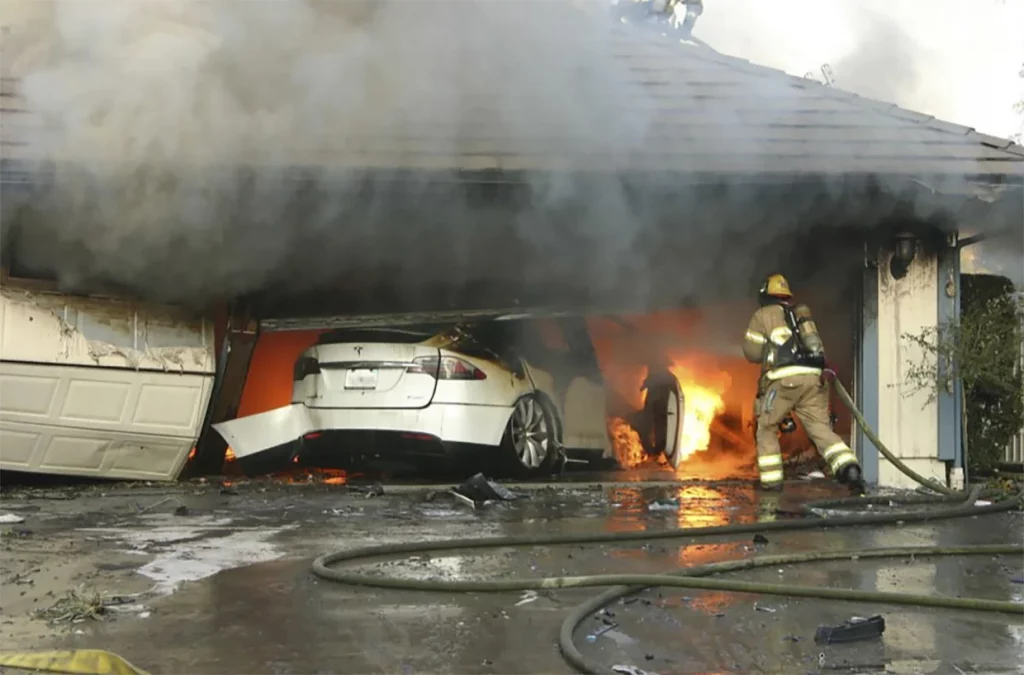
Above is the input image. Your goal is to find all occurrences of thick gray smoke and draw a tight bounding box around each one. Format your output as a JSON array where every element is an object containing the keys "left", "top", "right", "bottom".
[
  {"left": 0, "top": 0, "right": 998, "bottom": 313},
  {"left": 2, "top": 0, "right": 659, "bottom": 306},
  {"left": 830, "top": 8, "right": 919, "bottom": 105}
]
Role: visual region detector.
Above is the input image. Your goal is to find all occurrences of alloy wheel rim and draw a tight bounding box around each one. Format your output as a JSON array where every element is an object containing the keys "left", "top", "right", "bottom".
[
  {"left": 665, "top": 390, "right": 680, "bottom": 465},
  {"left": 511, "top": 397, "right": 550, "bottom": 469}
]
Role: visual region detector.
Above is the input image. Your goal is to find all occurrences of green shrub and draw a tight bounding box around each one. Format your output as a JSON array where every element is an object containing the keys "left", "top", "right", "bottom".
[{"left": 904, "top": 273, "right": 1023, "bottom": 474}]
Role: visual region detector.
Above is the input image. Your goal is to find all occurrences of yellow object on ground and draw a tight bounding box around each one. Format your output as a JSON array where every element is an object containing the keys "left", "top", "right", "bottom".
[{"left": 0, "top": 650, "right": 148, "bottom": 675}]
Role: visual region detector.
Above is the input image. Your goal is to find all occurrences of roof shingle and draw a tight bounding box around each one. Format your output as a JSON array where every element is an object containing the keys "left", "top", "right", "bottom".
[{"left": 1, "top": 4, "right": 1021, "bottom": 178}]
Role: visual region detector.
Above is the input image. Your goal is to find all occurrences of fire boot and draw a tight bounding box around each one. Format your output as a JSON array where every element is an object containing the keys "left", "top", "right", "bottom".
[
  {"left": 757, "top": 492, "right": 781, "bottom": 522},
  {"left": 839, "top": 463, "right": 867, "bottom": 495}
]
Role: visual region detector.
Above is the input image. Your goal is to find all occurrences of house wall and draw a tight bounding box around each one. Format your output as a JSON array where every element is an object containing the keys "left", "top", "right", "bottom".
[{"left": 869, "top": 248, "right": 948, "bottom": 489}]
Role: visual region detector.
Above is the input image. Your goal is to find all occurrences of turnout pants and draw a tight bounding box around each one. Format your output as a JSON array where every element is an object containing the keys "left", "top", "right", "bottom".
[{"left": 755, "top": 373, "right": 859, "bottom": 488}]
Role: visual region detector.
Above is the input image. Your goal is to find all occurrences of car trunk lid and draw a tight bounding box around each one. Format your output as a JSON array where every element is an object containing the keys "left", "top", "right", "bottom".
[{"left": 306, "top": 343, "right": 440, "bottom": 409}]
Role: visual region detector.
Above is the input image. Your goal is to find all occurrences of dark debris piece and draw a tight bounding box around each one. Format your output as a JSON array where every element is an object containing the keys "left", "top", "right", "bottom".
[
  {"left": 453, "top": 473, "right": 521, "bottom": 503},
  {"left": 752, "top": 533, "right": 769, "bottom": 545},
  {"left": 814, "top": 615, "right": 885, "bottom": 645}
]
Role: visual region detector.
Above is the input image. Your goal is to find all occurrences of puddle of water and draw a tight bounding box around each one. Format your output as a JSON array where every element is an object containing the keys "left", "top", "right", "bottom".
[{"left": 78, "top": 517, "right": 298, "bottom": 594}]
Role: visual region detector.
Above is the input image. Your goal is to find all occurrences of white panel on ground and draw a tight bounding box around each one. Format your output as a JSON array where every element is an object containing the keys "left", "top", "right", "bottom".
[{"left": 0, "top": 281, "right": 215, "bottom": 481}]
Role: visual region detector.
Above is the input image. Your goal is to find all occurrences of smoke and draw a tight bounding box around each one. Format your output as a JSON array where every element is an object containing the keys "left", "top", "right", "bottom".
[
  {"left": 2, "top": 0, "right": 657, "bottom": 304},
  {"left": 830, "top": 8, "right": 919, "bottom": 105},
  {"left": 0, "top": 0, "right": 1000, "bottom": 312}
]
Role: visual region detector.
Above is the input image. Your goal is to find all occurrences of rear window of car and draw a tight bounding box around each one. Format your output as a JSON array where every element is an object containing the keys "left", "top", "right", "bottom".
[{"left": 316, "top": 325, "right": 450, "bottom": 345}]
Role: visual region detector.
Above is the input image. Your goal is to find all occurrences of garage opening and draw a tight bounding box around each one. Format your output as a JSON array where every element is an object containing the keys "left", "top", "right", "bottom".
[
  {"left": 177, "top": 175, "right": 895, "bottom": 486},
  {"left": 209, "top": 260, "right": 859, "bottom": 485}
]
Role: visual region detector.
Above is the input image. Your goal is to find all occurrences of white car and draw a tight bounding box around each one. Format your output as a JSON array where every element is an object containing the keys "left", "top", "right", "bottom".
[{"left": 214, "top": 318, "right": 615, "bottom": 477}]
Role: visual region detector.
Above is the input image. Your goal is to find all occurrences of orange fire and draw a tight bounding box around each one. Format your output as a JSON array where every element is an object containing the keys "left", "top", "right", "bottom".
[
  {"left": 667, "top": 359, "right": 727, "bottom": 461},
  {"left": 607, "top": 362, "right": 727, "bottom": 469},
  {"left": 271, "top": 467, "right": 348, "bottom": 485},
  {"left": 608, "top": 417, "right": 646, "bottom": 468},
  {"left": 187, "top": 446, "right": 197, "bottom": 461},
  {"left": 220, "top": 443, "right": 346, "bottom": 484}
]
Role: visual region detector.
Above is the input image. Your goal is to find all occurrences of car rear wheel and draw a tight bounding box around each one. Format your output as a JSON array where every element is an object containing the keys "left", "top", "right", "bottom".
[
  {"left": 502, "top": 394, "right": 557, "bottom": 477},
  {"left": 641, "top": 379, "right": 684, "bottom": 468}
]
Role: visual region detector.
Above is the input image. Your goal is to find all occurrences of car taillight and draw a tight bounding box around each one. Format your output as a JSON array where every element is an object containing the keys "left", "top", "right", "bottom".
[
  {"left": 293, "top": 356, "right": 321, "bottom": 381},
  {"left": 410, "top": 355, "right": 487, "bottom": 381}
]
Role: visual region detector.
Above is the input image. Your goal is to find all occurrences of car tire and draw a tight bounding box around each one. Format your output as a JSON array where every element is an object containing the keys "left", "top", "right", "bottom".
[
  {"left": 501, "top": 394, "right": 558, "bottom": 478},
  {"left": 642, "top": 378, "right": 685, "bottom": 468}
]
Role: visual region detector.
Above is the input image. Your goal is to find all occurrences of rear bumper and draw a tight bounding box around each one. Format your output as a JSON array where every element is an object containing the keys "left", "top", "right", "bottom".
[{"left": 213, "top": 402, "right": 514, "bottom": 459}]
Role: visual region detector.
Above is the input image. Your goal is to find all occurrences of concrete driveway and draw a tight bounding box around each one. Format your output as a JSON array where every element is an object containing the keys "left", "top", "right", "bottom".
[{"left": 1, "top": 477, "right": 1021, "bottom": 674}]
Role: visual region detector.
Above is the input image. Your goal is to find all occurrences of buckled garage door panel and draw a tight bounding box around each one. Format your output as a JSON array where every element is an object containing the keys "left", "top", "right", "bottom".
[
  {"left": 0, "top": 361, "right": 214, "bottom": 479},
  {"left": 0, "top": 282, "right": 215, "bottom": 480},
  {"left": 0, "top": 284, "right": 214, "bottom": 372}
]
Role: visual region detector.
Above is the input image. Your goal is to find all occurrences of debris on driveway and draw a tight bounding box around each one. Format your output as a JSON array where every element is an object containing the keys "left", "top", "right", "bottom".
[
  {"left": 585, "top": 622, "right": 618, "bottom": 642},
  {"left": 800, "top": 470, "right": 826, "bottom": 480},
  {"left": 32, "top": 588, "right": 147, "bottom": 625},
  {"left": 647, "top": 498, "right": 680, "bottom": 512},
  {"left": 814, "top": 615, "right": 886, "bottom": 644},
  {"left": 612, "top": 665, "right": 654, "bottom": 675},
  {"left": 0, "top": 512, "right": 26, "bottom": 524},
  {"left": 515, "top": 591, "right": 538, "bottom": 606},
  {"left": 752, "top": 533, "right": 769, "bottom": 545},
  {"left": 136, "top": 497, "right": 185, "bottom": 514},
  {"left": 452, "top": 473, "right": 521, "bottom": 508}
]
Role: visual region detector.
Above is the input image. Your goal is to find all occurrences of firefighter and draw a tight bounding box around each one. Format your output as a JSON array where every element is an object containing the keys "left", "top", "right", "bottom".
[{"left": 742, "top": 274, "right": 865, "bottom": 493}]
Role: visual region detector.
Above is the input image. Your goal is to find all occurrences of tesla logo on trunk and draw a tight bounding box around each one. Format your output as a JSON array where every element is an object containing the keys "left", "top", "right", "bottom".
[{"left": 353, "top": 346, "right": 363, "bottom": 356}]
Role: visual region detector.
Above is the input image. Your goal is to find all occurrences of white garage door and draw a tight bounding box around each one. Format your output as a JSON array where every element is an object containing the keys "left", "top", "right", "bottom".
[{"left": 0, "top": 281, "right": 215, "bottom": 480}]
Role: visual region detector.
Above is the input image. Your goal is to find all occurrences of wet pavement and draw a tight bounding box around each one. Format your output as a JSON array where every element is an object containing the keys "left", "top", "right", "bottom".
[{"left": 1, "top": 477, "right": 1022, "bottom": 674}]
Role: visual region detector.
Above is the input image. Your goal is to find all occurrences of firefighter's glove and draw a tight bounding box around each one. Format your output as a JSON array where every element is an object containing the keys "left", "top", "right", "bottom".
[{"left": 821, "top": 367, "right": 837, "bottom": 384}]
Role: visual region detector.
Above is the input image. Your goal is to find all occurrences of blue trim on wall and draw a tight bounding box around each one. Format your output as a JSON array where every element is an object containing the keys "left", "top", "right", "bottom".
[
  {"left": 936, "top": 241, "right": 961, "bottom": 463},
  {"left": 953, "top": 245, "right": 964, "bottom": 473},
  {"left": 858, "top": 263, "right": 880, "bottom": 485}
]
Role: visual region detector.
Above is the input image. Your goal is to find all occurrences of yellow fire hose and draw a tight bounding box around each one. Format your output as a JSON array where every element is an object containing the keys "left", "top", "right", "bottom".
[{"left": 0, "top": 650, "right": 148, "bottom": 675}]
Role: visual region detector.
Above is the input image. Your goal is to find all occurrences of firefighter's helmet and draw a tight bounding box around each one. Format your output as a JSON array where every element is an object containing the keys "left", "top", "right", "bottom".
[{"left": 760, "top": 273, "right": 793, "bottom": 299}]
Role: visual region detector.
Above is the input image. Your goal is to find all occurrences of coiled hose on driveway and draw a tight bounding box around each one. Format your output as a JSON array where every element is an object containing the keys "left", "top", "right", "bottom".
[{"left": 312, "top": 376, "right": 1024, "bottom": 674}]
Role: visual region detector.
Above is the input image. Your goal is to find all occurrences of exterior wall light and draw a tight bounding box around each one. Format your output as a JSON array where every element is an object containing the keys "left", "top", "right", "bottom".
[{"left": 890, "top": 233, "right": 918, "bottom": 280}]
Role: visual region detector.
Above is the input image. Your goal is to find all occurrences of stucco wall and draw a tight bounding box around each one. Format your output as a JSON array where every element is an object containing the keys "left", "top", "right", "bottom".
[{"left": 874, "top": 250, "right": 947, "bottom": 488}]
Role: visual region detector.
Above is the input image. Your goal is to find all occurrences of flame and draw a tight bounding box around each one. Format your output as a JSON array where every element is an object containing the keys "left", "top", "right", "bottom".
[
  {"left": 220, "top": 444, "right": 346, "bottom": 484},
  {"left": 271, "top": 467, "right": 348, "bottom": 485},
  {"left": 607, "top": 364, "right": 727, "bottom": 470},
  {"left": 667, "top": 360, "right": 727, "bottom": 462},
  {"left": 187, "top": 446, "right": 197, "bottom": 461},
  {"left": 608, "top": 417, "right": 646, "bottom": 468}
]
